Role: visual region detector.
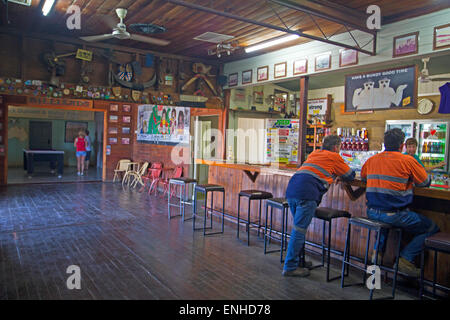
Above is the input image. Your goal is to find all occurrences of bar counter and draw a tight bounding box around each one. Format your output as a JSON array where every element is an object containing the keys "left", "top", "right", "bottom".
[{"left": 196, "top": 158, "right": 450, "bottom": 288}]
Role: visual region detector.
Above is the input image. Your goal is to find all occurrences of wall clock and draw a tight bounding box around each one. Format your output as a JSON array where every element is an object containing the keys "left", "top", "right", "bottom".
[{"left": 417, "top": 98, "right": 434, "bottom": 115}]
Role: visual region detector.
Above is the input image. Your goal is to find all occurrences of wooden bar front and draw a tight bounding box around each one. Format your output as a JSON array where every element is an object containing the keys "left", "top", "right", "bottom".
[{"left": 198, "top": 159, "right": 450, "bottom": 288}]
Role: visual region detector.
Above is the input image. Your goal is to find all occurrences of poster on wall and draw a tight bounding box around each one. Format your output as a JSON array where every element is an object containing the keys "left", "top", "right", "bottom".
[
  {"left": 265, "top": 119, "right": 299, "bottom": 164},
  {"left": 345, "top": 65, "right": 417, "bottom": 112},
  {"left": 137, "top": 105, "right": 190, "bottom": 145}
]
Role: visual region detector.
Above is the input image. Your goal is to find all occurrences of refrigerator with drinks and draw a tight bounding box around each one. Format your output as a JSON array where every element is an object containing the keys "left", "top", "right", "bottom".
[{"left": 415, "top": 120, "right": 449, "bottom": 172}]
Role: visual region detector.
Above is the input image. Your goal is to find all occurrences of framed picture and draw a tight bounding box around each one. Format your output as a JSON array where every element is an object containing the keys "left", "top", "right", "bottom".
[
  {"left": 122, "top": 104, "right": 131, "bottom": 112},
  {"left": 65, "top": 121, "right": 88, "bottom": 143},
  {"left": 274, "top": 62, "right": 287, "bottom": 79},
  {"left": 121, "top": 138, "right": 130, "bottom": 145},
  {"left": 433, "top": 23, "right": 450, "bottom": 50},
  {"left": 122, "top": 115, "right": 131, "bottom": 123},
  {"left": 293, "top": 58, "right": 308, "bottom": 75},
  {"left": 393, "top": 32, "right": 419, "bottom": 58},
  {"left": 0, "top": 136, "right": 2, "bottom": 144},
  {"left": 122, "top": 127, "right": 131, "bottom": 134},
  {"left": 109, "top": 115, "right": 118, "bottom": 123},
  {"left": 257, "top": 66, "right": 269, "bottom": 82},
  {"left": 315, "top": 52, "right": 331, "bottom": 71},
  {"left": 108, "top": 127, "right": 118, "bottom": 135},
  {"left": 0, "top": 122, "right": 2, "bottom": 130},
  {"left": 109, "top": 137, "right": 117, "bottom": 144},
  {"left": 345, "top": 65, "right": 417, "bottom": 112},
  {"left": 228, "top": 73, "right": 238, "bottom": 87},
  {"left": 339, "top": 49, "right": 358, "bottom": 67},
  {"left": 242, "top": 70, "right": 252, "bottom": 84},
  {"left": 109, "top": 104, "right": 119, "bottom": 112}
]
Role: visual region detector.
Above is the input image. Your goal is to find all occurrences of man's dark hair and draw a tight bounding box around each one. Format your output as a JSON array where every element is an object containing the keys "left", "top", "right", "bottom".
[
  {"left": 384, "top": 128, "right": 405, "bottom": 151},
  {"left": 322, "top": 135, "right": 341, "bottom": 151},
  {"left": 405, "top": 137, "right": 418, "bottom": 146},
  {"left": 85, "top": 129, "right": 90, "bottom": 135}
]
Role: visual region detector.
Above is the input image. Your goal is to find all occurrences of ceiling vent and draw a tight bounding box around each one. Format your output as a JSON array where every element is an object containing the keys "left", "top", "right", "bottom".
[
  {"left": 193, "top": 32, "right": 234, "bottom": 44},
  {"left": 7, "top": 0, "right": 32, "bottom": 6}
]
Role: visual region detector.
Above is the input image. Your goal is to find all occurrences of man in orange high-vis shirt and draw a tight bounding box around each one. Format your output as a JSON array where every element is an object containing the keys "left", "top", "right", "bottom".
[
  {"left": 283, "top": 135, "right": 355, "bottom": 277},
  {"left": 361, "top": 128, "right": 439, "bottom": 277}
]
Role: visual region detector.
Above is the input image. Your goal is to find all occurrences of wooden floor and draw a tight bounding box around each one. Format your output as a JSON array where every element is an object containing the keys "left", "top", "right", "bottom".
[{"left": 0, "top": 182, "right": 418, "bottom": 300}]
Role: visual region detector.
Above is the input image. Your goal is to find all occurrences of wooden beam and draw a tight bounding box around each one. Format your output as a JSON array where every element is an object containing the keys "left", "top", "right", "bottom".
[
  {"left": 222, "top": 89, "right": 231, "bottom": 161},
  {"left": 297, "top": 76, "right": 308, "bottom": 166}
]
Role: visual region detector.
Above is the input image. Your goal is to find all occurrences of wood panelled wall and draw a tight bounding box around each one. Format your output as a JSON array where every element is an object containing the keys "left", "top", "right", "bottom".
[
  {"left": 207, "top": 165, "right": 449, "bottom": 288},
  {"left": 0, "top": 32, "right": 220, "bottom": 98}
]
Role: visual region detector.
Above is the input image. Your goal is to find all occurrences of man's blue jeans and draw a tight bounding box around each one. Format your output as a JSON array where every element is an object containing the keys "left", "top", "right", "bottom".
[
  {"left": 283, "top": 198, "right": 317, "bottom": 272},
  {"left": 367, "top": 207, "right": 439, "bottom": 262}
]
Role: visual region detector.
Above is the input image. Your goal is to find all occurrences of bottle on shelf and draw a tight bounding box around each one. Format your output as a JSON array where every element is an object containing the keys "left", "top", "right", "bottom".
[{"left": 422, "top": 142, "right": 427, "bottom": 153}]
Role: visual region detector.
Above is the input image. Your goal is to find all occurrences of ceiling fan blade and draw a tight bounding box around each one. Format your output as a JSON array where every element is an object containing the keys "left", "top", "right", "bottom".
[
  {"left": 129, "top": 33, "right": 170, "bottom": 46},
  {"left": 80, "top": 34, "right": 115, "bottom": 42}
]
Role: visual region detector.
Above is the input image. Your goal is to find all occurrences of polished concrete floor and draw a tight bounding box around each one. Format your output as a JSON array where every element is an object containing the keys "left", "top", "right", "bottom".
[
  {"left": 7, "top": 165, "right": 102, "bottom": 184},
  {"left": 0, "top": 182, "right": 418, "bottom": 300}
]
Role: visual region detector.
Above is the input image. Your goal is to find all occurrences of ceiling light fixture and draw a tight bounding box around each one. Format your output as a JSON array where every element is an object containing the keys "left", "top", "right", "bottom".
[
  {"left": 245, "top": 34, "right": 300, "bottom": 53},
  {"left": 42, "top": 0, "right": 56, "bottom": 16}
]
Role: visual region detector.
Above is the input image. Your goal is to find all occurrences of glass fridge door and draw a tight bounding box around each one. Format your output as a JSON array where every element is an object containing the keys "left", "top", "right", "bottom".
[{"left": 417, "top": 121, "right": 448, "bottom": 172}]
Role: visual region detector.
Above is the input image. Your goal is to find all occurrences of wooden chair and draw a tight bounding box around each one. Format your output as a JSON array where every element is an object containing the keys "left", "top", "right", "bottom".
[
  {"left": 125, "top": 162, "right": 149, "bottom": 188},
  {"left": 113, "top": 159, "right": 131, "bottom": 182}
]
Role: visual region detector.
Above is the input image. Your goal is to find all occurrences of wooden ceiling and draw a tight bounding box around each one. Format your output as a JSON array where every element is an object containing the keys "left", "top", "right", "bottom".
[{"left": 1, "top": 0, "right": 448, "bottom": 62}]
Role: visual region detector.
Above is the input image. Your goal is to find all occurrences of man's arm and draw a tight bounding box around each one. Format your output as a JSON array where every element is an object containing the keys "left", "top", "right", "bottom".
[{"left": 410, "top": 158, "right": 431, "bottom": 187}]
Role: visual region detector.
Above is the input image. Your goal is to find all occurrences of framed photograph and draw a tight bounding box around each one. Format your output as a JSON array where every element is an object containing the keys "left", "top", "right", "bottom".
[
  {"left": 0, "top": 136, "right": 2, "bottom": 144},
  {"left": 109, "top": 137, "right": 117, "bottom": 144},
  {"left": 393, "top": 32, "right": 419, "bottom": 58},
  {"left": 122, "top": 116, "right": 131, "bottom": 123},
  {"left": 0, "top": 122, "right": 3, "bottom": 130},
  {"left": 122, "top": 104, "right": 131, "bottom": 112},
  {"left": 228, "top": 73, "right": 238, "bottom": 87},
  {"left": 121, "top": 138, "right": 130, "bottom": 145},
  {"left": 65, "top": 121, "right": 88, "bottom": 143},
  {"left": 122, "top": 127, "right": 131, "bottom": 134},
  {"left": 109, "top": 115, "right": 118, "bottom": 123},
  {"left": 242, "top": 70, "right": 253, "bottom": 84},
  {"left": 339, "top": 49, "right": 358, "bottom": 67},
  {"left": 257, "top": 66, "right": 269, "bottom": 82},
  {"left": 293, "top": 58, "right": 308, "bottom": 75},
  {"left": 274, "top": 62, "right": 287, "bottom": 79},
  {"left": 345, "top": 65, "right": 417, "bottom": 112},
  {"left": 315, "top": 52, "right": 331, "bottom": 71},
  {"left": 108, "top": 127, "right": 118, "bottom": 135},
  {"left": 109, "top": 104, "right": 119, "bottom": 112},
  {"left": 433, "top": 23, "right": 450, "bottom": 50}
]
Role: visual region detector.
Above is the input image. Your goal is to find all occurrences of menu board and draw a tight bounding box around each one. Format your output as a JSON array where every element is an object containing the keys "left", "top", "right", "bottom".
[{"left": 265, "top": 119, "right": 299, "bottom": 164}]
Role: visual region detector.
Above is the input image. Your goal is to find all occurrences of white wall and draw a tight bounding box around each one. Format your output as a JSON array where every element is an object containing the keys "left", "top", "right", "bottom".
[{"left": 223, "top": 8, "right": 450, "bottom": 88}]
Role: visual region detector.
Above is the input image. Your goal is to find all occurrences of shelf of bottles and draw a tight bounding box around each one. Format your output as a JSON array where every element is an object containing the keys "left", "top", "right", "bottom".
[
  {"left": 306, "top": 125, "right": 331, "bottom": 152},
  {"left": 337, "top": 127, "right": 369, "bottom": 151},
  {"left": 417, "top": 123, "right": 447, "bottom": 170}
]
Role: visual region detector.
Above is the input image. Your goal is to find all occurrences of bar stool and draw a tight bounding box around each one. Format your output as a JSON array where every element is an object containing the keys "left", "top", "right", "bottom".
[
  {"left": 340, "top": 217, "right": 402, "bottom": 300},
  {"left": 237, "top": 190, "right": 273, "bottom": 246},
  {"left": 310, "top": 207, "right": 351, "bottom": 282},
  {"left": 168, "top": 177, "right": 197, "bottom": 220},
  {"left": 420, "top": 232, "right": 450, "bottom": 299},
  {"left": 263, "top": 198, "right": 289, "bottom": 263},
  {"left": 193, "top": 184, "right": 225, "bottom": 236}
]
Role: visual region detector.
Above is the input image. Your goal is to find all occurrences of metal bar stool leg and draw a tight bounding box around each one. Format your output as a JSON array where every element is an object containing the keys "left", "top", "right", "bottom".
[
  {"left": 326, "top": 220, "right": 332, "bottom": 282},
  {"left": 321, "top": 220, "right": 326, "bottom": 266},
  {"left": 419, "top": 245, "right": 425, "bottom": 299},
  {"left": 210, "top": 191, "right": 214, "bottom": 229},
  {"left": 258, "top": 199, "right": 262, "bottom": 237},
  {"left": 363, "top": 229, "right": 371, "bottom": 285},
  {"left": 203, "top": 191, "right": 208, "bottom": 236},
  {"left": 370, "top": 231, "right": 381, "bottom": 300},
  {"left": 237, "top": 195, "right": 241, "bottom": 240},
  {"left": 269, "top": 207, "right": 273, "bottom": 245},
  {"left": 168, "top": 182, "right": 171, "bottom": 219},
  {"left": 222, "top": 191, "right": 225, "bottom": 233},
  {"left": 391, "top": 229, "right": 402, "bottom": 299},
  {"left": 341, "top": 221, "right": 351, "bottom": 288},
  {"left": 247, "top": 199, "right": 251, "bottom": 246},
  {"left": 433, "top": 249, "right": 438, "bottom": 298},
  {"left": 264, "top": 202, "right": 269, "bottom": 254}
]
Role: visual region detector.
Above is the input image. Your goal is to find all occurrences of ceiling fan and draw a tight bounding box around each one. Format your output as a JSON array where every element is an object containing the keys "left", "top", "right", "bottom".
[
  {"left": 418, "top": 57, "right": 450, "bottom": 83},
  {"left": 79, "top": 8, "right": 170, "bottom": 46}
]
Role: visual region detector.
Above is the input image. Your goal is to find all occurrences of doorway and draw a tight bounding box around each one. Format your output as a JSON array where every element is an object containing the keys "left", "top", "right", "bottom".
[
  {"left": 193, "top": 115, "right": 219, "bottom": 185},
  {"left": 7, "top": 105, "right": 105, "bottom": 184}
]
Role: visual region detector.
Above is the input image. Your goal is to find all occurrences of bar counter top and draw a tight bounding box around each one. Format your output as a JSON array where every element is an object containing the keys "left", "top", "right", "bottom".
[{"left": 196, "top": 158, "right": 450, "bottom": 201}]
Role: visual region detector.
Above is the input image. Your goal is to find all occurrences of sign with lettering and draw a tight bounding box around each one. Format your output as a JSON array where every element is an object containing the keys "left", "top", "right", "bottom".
[
  {"left": 307, "top": 98, "right": 328, "bottom": 115},
  {"left": 27, "top": 97, "right": 93, "bottom": 109},
  {"left": 345, "top": 65, "right": 417, "bottom": 112},
  {"left": 76, "top": 49, "right": 93, "bottom": 61},
  {"left": 9, "top": 106, "right": 94, "bottom": 121}
]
